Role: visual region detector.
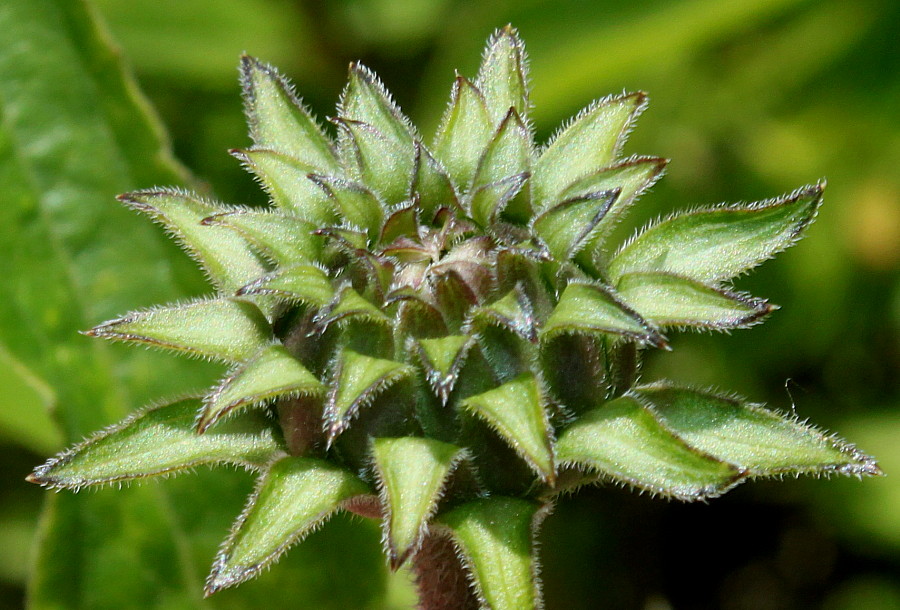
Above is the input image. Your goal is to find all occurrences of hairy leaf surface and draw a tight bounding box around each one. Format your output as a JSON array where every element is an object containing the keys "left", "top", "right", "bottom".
[{"left": 206, "top": 457, "right": 370, "bottom": 594}]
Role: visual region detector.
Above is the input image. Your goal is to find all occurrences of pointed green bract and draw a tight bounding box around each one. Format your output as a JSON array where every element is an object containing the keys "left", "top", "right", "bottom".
[
  {"left": 541, "top": 282, "right": 665, "bottom": 347},
  {"left": 119, "top": 189, "right": 265, "bottom": 292},
  {"left": 240, "top": 56, "right": 339, "bottom": 172},
  {"left": 475, "top": 26, "right": 530, "bottom": 125},
  {"left": 637, "top": 384, "right": 881, "bottom": 477},
  {"left": 28, "top": 399, "right": 285, "bottom": 489},
  {"left": 469, "top": 109, "right": 530, "bottom": 226},
  {"left": 325, "top": 350, "right": 413, "bottom": 443},
  {"left": 617, "top": 272, "right": 775, "bottom": 330},
  {"left": 309, "top": 175, "right": 384, "bottom": 240},
  {"left": 557, "top": 395, "right": 744, "bottom": 500},
  {"left": 533, "top": 92, "right": 646, "bottom": 208},
  {"left": 318, "top": 285, "right": 390, "bottom": 328},
  {"left": 532, "top": 189, "right": 619, "bottom": 261},
  {"left": 415, "top": 335, "right": 473, "bottom": 403},
  {"left": 238, "top": 263, "right": 334, "bottom": 307},
  {"left": 371, "top": 437, "right": 468, "bottom": 567},
  {"left": 341, "top": 64, "right": 416, "bottom": 153},
  {"left": 231, "top": 148, "right": 338, "bottom": 225},
  {"left": 562, "top": 155, "right": 667, "bottom": 206},
  {"left": 198, "top": 345, "right": 324, "bottom": 433},
  {"left": 564, "top": 156, "right": 668, "bottom": 268},
  {"left": 206, "top": 457, "right": 369, "bottom": 595},
  {"left": 337, "top": 119, "right": 415, "bottom": 206},
  {"left": 413, "top": 143, "right": 460, "bottom": 218},
  {"left": 203, "top": 208, "right": 323, "bottom": 266},
  {"left": 436, "top": 497, "right": 543, "bottom": 610},
  {"left": 472, "top": 287, "right": 537, "bottom": 342},
  {"left": 433, "top": 77, "right": 493, "bottom": 190},
  {"left": 469, "top": 173, "right": 529, "bottom": 232},
  {"left": 87, "top": 298, "right": 271, "bottom": 363},
  {"left": 609, "top": 184, "right": 824, "bottom": 283},
  {"left": 338, "top": 65, "right": 416, "bottom": 205},
  {"left": 462, "top": 374, "right": 555, "bottom": 482}
]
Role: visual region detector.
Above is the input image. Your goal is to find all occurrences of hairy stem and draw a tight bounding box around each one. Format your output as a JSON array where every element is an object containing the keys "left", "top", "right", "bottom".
[
  {"left": 413, "top": 533, "right": 479, "bottom": 610},
  {"left": 608, "top": 339, "right": 639, "bottom": 397}
]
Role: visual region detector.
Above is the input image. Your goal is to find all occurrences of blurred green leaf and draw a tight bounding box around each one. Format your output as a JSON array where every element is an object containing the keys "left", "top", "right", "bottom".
[
  {"left": 0, "top": 1, "right": 385, "bottom": 607},
  {"left": 0, "top": 345, "right": 61, "bottom": 455},
  {"left": 93, "top": 0, "right": 319, "bottom": 87}
]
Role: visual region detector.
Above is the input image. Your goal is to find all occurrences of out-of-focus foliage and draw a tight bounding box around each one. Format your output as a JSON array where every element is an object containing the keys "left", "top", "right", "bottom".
[{"left": 1, "top": 0, "right": 897, "bottom": 608}]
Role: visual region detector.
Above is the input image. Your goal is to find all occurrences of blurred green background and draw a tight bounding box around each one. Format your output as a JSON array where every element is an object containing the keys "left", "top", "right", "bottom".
[{"left": 2, "top": 0, "right": 898, "bottom": 608}]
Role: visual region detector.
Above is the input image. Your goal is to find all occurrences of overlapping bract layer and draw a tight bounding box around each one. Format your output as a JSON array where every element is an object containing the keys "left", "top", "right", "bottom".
[{"left": 30, "top": 26, "right": 878, "bottom": 607}]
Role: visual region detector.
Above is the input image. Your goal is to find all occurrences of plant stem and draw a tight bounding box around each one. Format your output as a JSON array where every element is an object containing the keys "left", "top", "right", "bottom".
[{"left": 413, "top": 533, "right": 479, "bottom": 610}]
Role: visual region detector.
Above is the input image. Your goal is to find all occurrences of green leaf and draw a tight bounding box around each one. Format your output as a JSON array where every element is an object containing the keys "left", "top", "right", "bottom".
[
  {"left": 532, "top": 92, "right": 646, "bottom": 208},
  {"left": 432, "top": 76, "right": 493, "bottom": 190},
  {"left": 238, "top": 263, "right": 334, "bottom": 307},
  {"left": 231, "top": 148, "right": 338, "bottom": 225},
  {"left": 206, "top": 457, "right": 370, "bottom": 595},
  {"left": 202, "top": 208, "right": 323, "bottom": 266},
  {"left": 462, "top": 374, "right": 555, "bottom": 482},
  {"left": 240, "top": 56, "right": 339, "bottom": 172},
  {"left": 541, "top": 282, "right": 666, "bottom": 347},
  {"left": 337, "top": 64, "right": 416, "bottom": 204},
  {"left": 557, "top": 395, "right": 744, "bottom": 500},
  {"left": 636, "top": 384, "right": 881, "bottom": 477},
  {"left": 119, "top": 188, "right": 266, "bottom": 294},
  {"left": 87, "top": 297, "right": 272, "bottom": 363},
  {"left": 0, "top": 2, "right": 241, "bottom": 605},
  {"left": 308, "top": 175, "right": 384, "bottom": 241},
  {"left": 469, "top": 109, "right": 531, "bottom": 226},
  {"left": 436, "top": 497, "right": 544, "bottom": 610},
  {"left": 370, "top": 437, "right": 468, "bottom": 567},
  {"left": 617, "top": 272, "right": 776, "bottom": 330},
  {"left": 475, "top": 25, "right": 530, "bottom": 125},
  {"left": 414, "top": 335, "right": 474, "bottom": 404},
  {"left": 198, "top": 344, "right": 325, "bottom": 433},
  {"left": 532, "top": 189, "right": 620, "bottom": 261},
  {"left": 28, "top": 398, "right": 285, "bottom": 489},
  {"left": 0, "top": 344, "right": 62, "bottom": 454},
  {"left": 324, "top": 350, "right": 414, "bottom": 444},
  {"left": 609, "top": 183, "right": 824, "bottom": 283}
]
